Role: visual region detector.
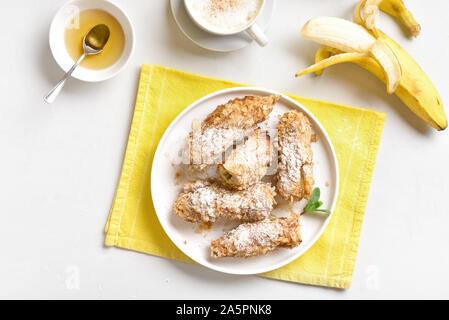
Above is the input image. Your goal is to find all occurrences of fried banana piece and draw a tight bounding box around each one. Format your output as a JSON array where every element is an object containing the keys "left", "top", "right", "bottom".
[
  {"left": 174, "top": 180, "right": 276, "bottom": 224},
  {"left": 189, "top": 95, "right": 279, "bottom": 169},
  {"left": 217, "top": 129, "right": 273, "bottom": 190},
  {"left": 276, "top": 111, "right": 315, "bottom": 203},
  {"left": 211, "top": 214, "right": 302, "bottom": 258}
]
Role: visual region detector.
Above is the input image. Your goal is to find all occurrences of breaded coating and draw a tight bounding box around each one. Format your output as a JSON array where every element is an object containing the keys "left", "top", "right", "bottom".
[
  {"left": 188, "top": 95, "right": 279, "bottom": 169},
  {"left": 217, "top": 129, "right": 273, "bottom": 191},
  {"left": 174, "top": 180, "right": 276, "bottom": 224},
  {"left": 211, "top": 214, "right": 302, "bottom": 258},
  {"left": 276, "top": 111, "right": 315, "bottom": 203}
]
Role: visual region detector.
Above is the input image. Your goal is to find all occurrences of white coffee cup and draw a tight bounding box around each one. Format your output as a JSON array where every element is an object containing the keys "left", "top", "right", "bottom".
[{"left": 184, "top": 0, "right": 268, "bottom": 47}]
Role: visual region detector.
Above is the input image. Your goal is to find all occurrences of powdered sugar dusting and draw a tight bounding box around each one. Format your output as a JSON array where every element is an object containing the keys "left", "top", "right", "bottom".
[
  {"left": 189, "top": 128, "right": 250, "bottom": 168},
  {"left": 277, "top": 111, "right": 315, "bottom": 203},
  {"left": 210, "top": 215, "right": 302, "bottom": 258},
  {"left": 231, "top": 219, "right": 282, "bottom": 252},
  {"left": 187, "top": 95, "right": 278, "bottom": 170},
  {"left": 218, "top": 130, "right": 273, "bottom": 190},
  {"left": 279, "top": 132, "right": 306, "bottom": 189},
  {"left": 174, "top": 180, "right": 276, "bottom": 223}
]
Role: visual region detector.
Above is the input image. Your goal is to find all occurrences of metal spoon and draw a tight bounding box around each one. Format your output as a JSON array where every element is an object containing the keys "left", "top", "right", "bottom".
[{"left": 44, "top": 24, "right": 110, "bottom": 104}]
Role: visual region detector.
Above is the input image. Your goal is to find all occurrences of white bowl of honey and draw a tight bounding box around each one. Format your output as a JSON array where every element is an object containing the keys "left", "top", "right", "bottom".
[{"left": 49, "top": 0, "right": 135, "bottom": 82}]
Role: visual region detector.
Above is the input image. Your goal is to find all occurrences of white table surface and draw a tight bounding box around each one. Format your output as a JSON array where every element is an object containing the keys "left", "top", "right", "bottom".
[{"left": 1, "top": 0, "right": 448, "bottom": 300}]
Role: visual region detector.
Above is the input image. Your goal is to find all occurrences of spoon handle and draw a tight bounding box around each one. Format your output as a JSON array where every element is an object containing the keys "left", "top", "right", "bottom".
[{"left": 44, "top": 53, "right": 87, "bottom": 104}]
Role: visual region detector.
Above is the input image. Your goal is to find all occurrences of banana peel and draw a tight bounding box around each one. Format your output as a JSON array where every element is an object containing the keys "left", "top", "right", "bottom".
[
  {"left": 355, "top": 0, "right": 421, "bottom": 37},
  {"left": 298, "top": 37, "right": 446, "bottom": 131},
  {"left": 378, "top": 32, "right": 446, "bottom": 130},
  {"left": 301, "top": 17, "right": 402, "bottom": 94},
  {"left": 296, "top": 1, "right": 446, "bottom": 131}
]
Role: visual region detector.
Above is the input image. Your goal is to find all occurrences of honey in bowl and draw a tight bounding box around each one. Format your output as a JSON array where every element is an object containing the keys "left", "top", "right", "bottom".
[{"left": 64, "top": 9, "right": 125, "bottom": 70}]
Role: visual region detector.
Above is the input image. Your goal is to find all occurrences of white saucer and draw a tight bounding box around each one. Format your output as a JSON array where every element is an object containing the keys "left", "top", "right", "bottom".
[{"left": 170, "top": 0, "right": 275, "bottom": 52}]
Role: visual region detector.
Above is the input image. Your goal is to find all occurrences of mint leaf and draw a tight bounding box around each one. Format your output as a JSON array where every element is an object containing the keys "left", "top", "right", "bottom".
[
  {"left": 314, "top": 209, "right": 331, "bottom": 214},
  {"left": 310, "top": 188, "right": 320, "bottom": 204},
  {"left": 304, "top": 188, "right": 331, "bottom": 215}
]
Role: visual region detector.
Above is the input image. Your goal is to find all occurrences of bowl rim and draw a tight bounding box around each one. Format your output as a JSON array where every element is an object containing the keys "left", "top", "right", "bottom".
[{"left": 48, "top": 0, "right": 135, "bottom": 82}]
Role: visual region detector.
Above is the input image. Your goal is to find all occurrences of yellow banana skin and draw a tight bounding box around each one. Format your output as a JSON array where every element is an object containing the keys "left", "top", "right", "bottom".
[
  {"left": 296, "top": 50, "right": 373, "bottom": 78},
  {"left": 298, "top": 1, "right": 446, "bottom": 131},
  {"left": 378, "top": 0, "right": 421, "bottom": 37},
  {"left": 378, "top": 32, "right": 446, "bottom": 130},
  {"left": 354, "top": 0, "right": 421, "bottom": 37},
  {"left": 298, "top": 32, "right": 447, "bottom": 131}
]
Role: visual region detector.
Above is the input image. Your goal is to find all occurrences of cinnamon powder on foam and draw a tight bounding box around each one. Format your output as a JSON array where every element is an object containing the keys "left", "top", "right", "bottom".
[{"left": 209, "top": 0, "right": 243, "bottom": 15}]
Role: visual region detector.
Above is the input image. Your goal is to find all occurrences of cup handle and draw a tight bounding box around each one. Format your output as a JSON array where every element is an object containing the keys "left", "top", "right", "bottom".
[{"left": 246, "top": 23, "right": 268, "bottom": 47}]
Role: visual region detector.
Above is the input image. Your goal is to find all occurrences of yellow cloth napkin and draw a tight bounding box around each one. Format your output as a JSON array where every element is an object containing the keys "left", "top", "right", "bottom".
[{"left": 105, "top": 64, "right": 386, "bottom": 289}]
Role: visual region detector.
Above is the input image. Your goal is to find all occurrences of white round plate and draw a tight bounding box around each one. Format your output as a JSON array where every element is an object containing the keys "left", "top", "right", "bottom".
[
  {"left": 170, "top": 0, "right": 274, "bottom": 52},
  {"left": 151, "top": 87, "right": 339, "bottom": 275}
]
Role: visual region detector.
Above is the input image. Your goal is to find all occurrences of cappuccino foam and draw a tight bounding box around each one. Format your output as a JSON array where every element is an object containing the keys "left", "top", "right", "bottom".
[{"left": 187, "top": 0, "right": 263, "bottom": 34}]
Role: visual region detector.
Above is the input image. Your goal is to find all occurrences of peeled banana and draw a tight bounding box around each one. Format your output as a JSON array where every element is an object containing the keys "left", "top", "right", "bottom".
[
  {"left": 300, "top": 17, "right": 401, "bottom": 94},
  {"left": 296, "top": 1, "right": 447, "bottom": 131}
]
